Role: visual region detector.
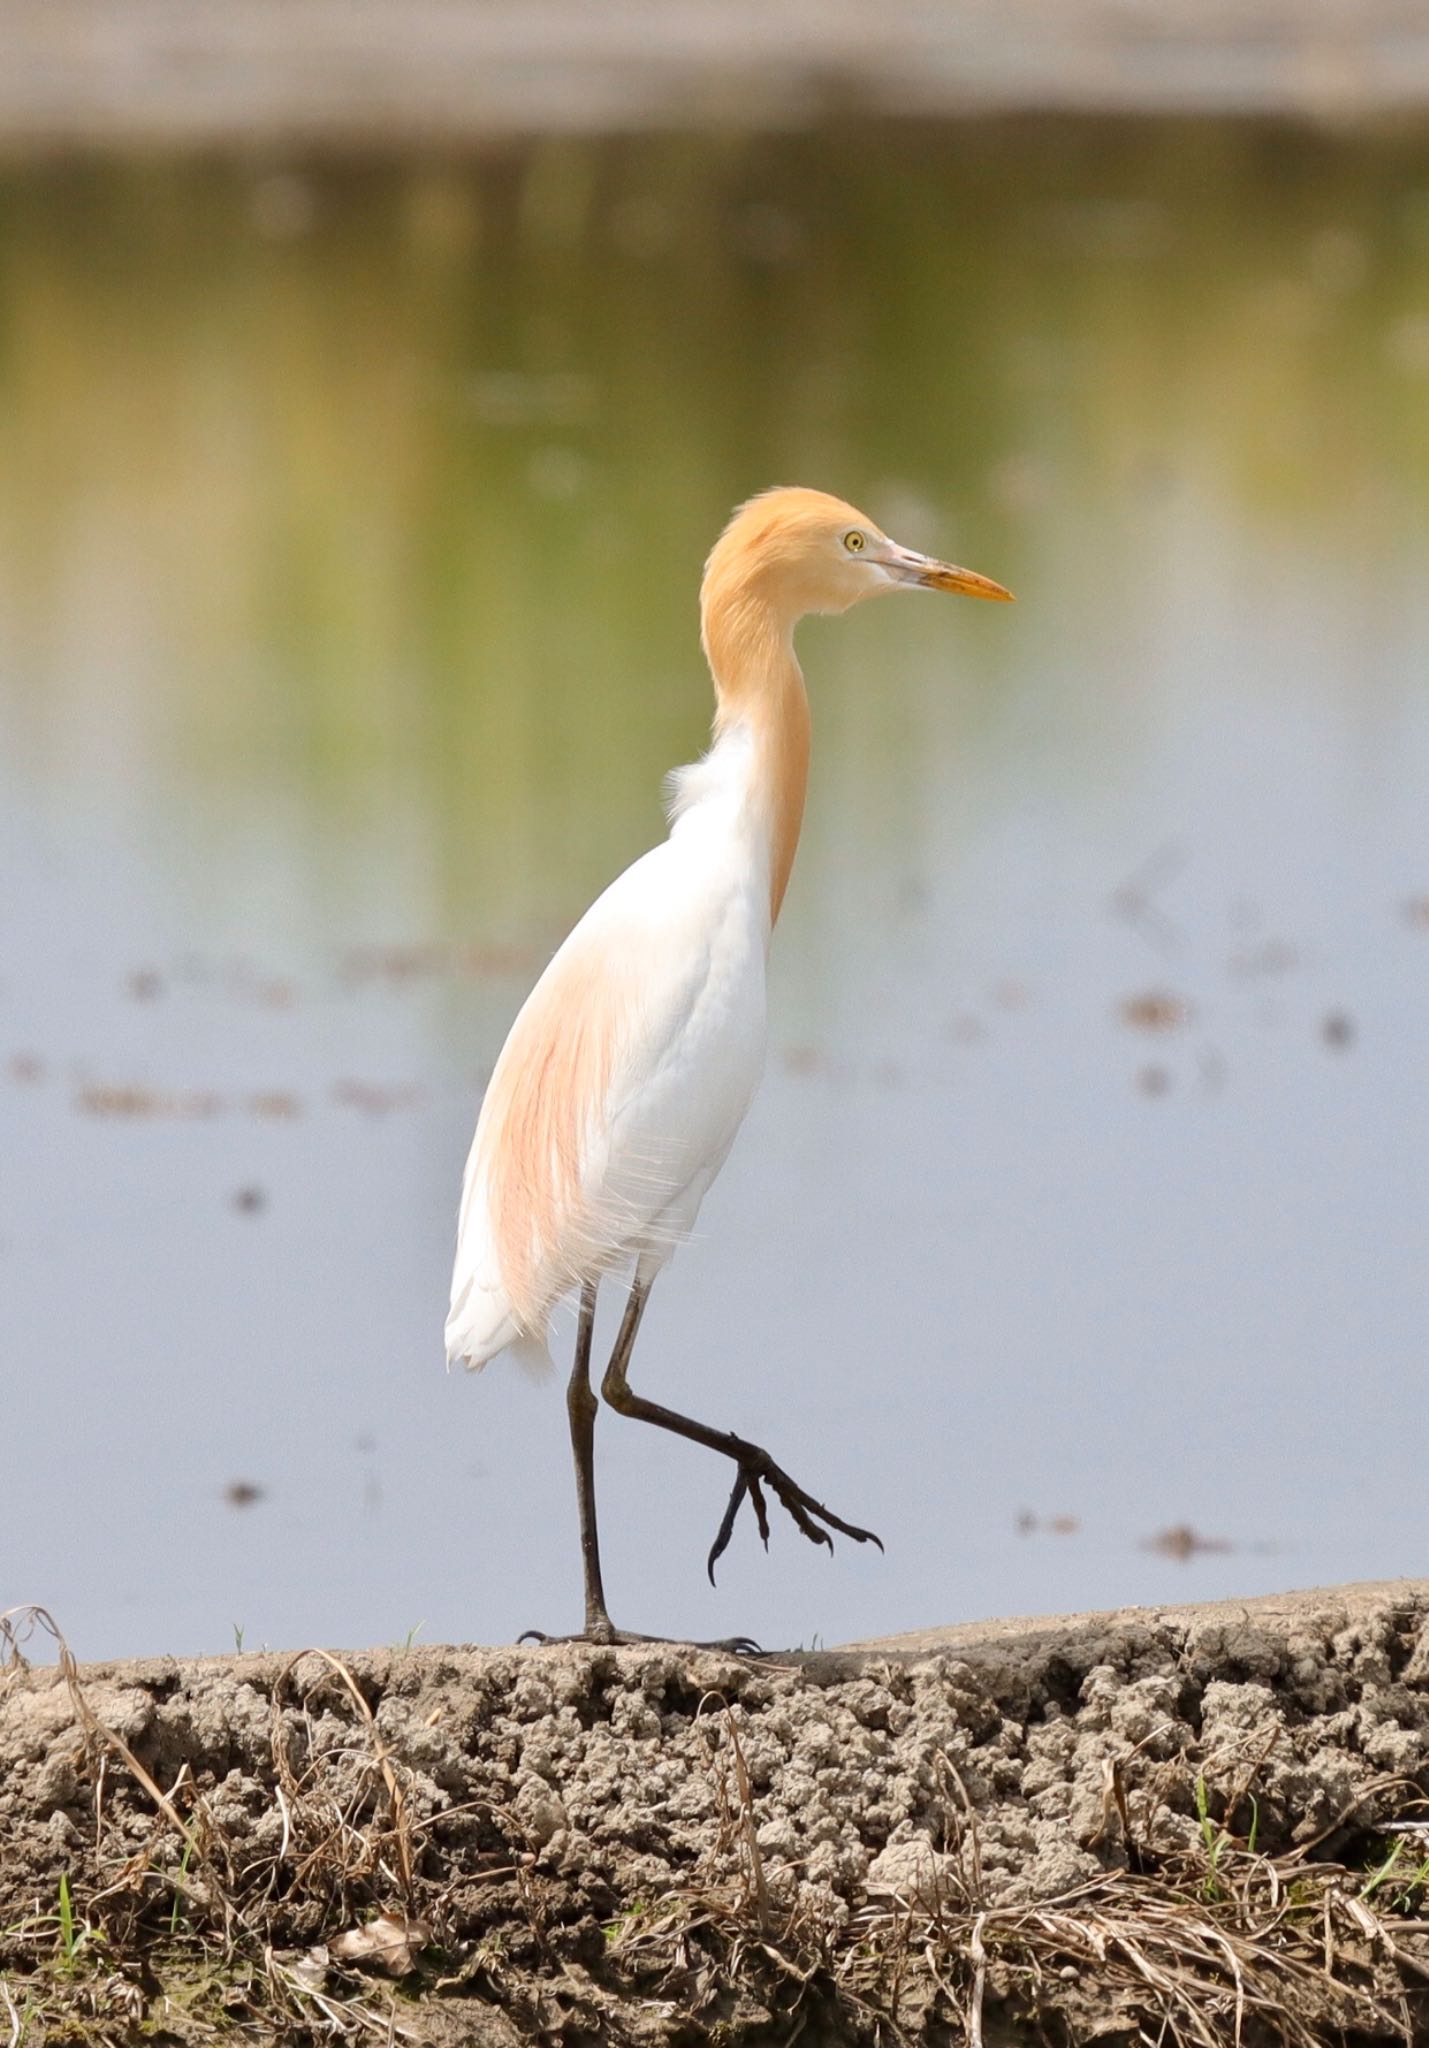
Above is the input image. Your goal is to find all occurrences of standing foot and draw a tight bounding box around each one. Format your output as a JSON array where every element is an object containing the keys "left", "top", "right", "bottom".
[
  {"left": 518, "top": 1624, "right": 764, "bottom": 1654},
  {"left": 707, "top": 1446, "right": 883, "bottom": 1582}
]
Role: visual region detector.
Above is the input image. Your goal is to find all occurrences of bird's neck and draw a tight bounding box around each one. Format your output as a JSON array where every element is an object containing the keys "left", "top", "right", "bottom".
[{"left": 700, "top": 587, "right": 810, "bottom": 927}]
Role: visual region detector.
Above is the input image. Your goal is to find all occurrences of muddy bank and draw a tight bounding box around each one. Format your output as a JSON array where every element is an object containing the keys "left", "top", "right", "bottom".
[
  {"left": 4, "top": 0, "right": 1429, "bottom": 150},
  {"left": 2, "top": 1580, "right": 1428, "bottom": 2042}
]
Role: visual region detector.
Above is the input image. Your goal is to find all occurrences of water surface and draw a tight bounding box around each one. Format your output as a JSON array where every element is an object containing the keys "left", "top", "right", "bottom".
[{"left": 2, "top": 125, "right": 1427, "bottom": 1657}]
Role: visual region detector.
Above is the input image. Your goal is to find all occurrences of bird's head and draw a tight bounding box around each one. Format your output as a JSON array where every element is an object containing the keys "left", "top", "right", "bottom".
[{"left": 702, "top": 486, "right": 1013, "bottom": 633}]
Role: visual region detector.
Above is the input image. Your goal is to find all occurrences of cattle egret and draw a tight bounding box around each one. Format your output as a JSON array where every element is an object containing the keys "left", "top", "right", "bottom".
[{"left": 447, "top": 487, "right": 1012, "bottom": 1643}]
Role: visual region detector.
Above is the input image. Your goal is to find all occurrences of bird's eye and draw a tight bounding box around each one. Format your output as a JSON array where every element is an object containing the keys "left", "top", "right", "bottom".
[{"left": 843, "top": 530, "right": 866, "bottom": 554}]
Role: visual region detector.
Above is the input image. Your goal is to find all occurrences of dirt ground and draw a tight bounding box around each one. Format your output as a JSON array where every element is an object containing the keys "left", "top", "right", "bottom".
[{"left": 2, "top": 1579, "right": 1428, "bottom": 2044}]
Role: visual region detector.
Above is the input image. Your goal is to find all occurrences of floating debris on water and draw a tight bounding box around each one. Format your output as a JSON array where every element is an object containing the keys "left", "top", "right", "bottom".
[
  {"left": 332, "top": 1079, "right": 424, "bottom": 1116},
  {"left": 340, "top": 941, "right": 450, "bottom": 983},
  {"left": 8, "top": 1053, "right": 45, "bottom": 1085},
  {"left": 77, "top": 1084, "right": 224, "bottom": 1118},
  {"left": 126, "top": 968, "right": 165, "bottom": 1001},
  {"left": 1142, "top": 1524, "right": 1234, "bottom": 1562},
  {"left": 230, "top": 1185, "right": 267, "bottom": 1214},
  {"left": 249, "top": 1091, "right": 304, "bottom": 1119},
  {"left": 1321, "top": 1011, "right": 1355, "bottom": 1050},
  {"left": 223, "top": 1479, "right": 266, "bottom": 1509},
  {"left": 337, "top": 939, "right": 542, "bottom": 986},
  {"left": 71, "top": 1083, "right": 312, "bottom": 1119},
  {"left": 1120, "top": 989, "right": 1192, "bottom": 1032},
  {"left": 1016, "top": 1511, "right": 1082, "bottom": 1537}
]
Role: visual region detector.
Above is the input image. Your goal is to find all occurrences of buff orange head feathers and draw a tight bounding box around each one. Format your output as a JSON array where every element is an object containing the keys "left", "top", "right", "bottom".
[{"left": 701, "top": 486, "right": 1013, "bottom": 632}]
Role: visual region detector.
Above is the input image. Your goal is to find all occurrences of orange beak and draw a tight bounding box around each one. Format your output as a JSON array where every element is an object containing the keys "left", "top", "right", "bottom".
[
  {"left": 915, "top": 559, "right": 1015, "bottom": 602},
  {"left": 882, "top": 541, "right": 1015, "bottom": 601}
]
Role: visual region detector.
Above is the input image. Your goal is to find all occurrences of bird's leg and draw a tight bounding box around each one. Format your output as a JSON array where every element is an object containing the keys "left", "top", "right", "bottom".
[
  {"left": 517, "top": 1286, "right": 761, "bottom": 1654},
  {"left": 565, "top": 1278, "right": 619, "bottom": 1642},
  {"left": 600, "top": 1278, "right": 883, "bottom": 1584},
  {"left": 519, "top": 1280, "right": 761, "bottom": 1654},
  {"left": 522, "top": 1282, "right": 625, "bottom": 1644}
]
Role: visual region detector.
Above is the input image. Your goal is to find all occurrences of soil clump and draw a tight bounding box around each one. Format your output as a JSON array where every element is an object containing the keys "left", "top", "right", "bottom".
[{"left": 2, "top": 1580, "right": 1427, "bottom": 2043}]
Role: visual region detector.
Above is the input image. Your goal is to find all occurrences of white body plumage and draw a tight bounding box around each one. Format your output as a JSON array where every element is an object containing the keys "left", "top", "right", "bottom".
[{"left": 446, "top": 724, "right": 771, "bottom": 1376}]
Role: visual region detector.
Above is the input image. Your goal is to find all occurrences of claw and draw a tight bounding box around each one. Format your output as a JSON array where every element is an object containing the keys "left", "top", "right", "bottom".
[
  {"left": 772, "top": 1481, "right": 835, "bottom": 1555},
  {"left": 778, "top": 1487, "right": 882, "bottom": 1555},
  {"left": 747, "top": 1471, "right": 772, "bottom": 1549},
  {"left": 705, "top": 1443, "right": 882, "bottom": 1579},
  {"left": 707, "top": 1471, "right": 748, "bottom": 1583}
]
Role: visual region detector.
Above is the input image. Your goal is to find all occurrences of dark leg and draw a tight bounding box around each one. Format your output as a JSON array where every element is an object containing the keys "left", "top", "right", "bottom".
[
  {"left": 600, "top": 1278, "right": 883, "bottom": 1583},
  {"left": 566, "top": 1279, "right": 616, "bottom": 1641},
  {"left": 518, "top": 1280, "right": 761, "bottom": 1653}
]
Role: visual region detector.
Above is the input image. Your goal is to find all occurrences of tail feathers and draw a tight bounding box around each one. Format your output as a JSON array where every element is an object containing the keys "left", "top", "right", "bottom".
[{"left": 445, "top": 1275, "right": 554, "bottom": 1380}]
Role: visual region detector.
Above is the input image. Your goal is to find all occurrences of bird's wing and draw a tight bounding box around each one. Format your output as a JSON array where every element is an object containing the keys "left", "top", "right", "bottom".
[{"left": 447, "top": 840, "right": 765, "bottom": 1371}]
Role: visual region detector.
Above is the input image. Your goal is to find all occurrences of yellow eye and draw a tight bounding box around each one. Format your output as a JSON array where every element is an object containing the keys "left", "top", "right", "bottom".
[{"left": 843, "top": 530, "right": 865, "bottom": 553}]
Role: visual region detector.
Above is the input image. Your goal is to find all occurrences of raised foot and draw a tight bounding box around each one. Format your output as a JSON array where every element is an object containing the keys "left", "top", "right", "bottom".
[
  {"left": 707, "top": 1447, "right": 883, "bottom": 1584},
  {"left": 518, "top": 1625, "right": 764, "bottom": 1655}
]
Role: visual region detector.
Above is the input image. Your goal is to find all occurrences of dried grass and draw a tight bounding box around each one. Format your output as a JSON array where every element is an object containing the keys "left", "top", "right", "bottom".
[{"left": 2, "top": 1604, "right": 1427, "bottom": 2045}]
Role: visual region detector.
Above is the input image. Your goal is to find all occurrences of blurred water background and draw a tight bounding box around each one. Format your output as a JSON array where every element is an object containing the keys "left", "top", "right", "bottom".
[{"left": 2, "top": 112, "right": 1427, "bottom": 1657}]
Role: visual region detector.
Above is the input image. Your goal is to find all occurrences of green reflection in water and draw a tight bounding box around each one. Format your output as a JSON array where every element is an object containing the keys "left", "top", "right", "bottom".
[{"left": 0, "top": 124, "right": 1426, "bottom": 934}]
